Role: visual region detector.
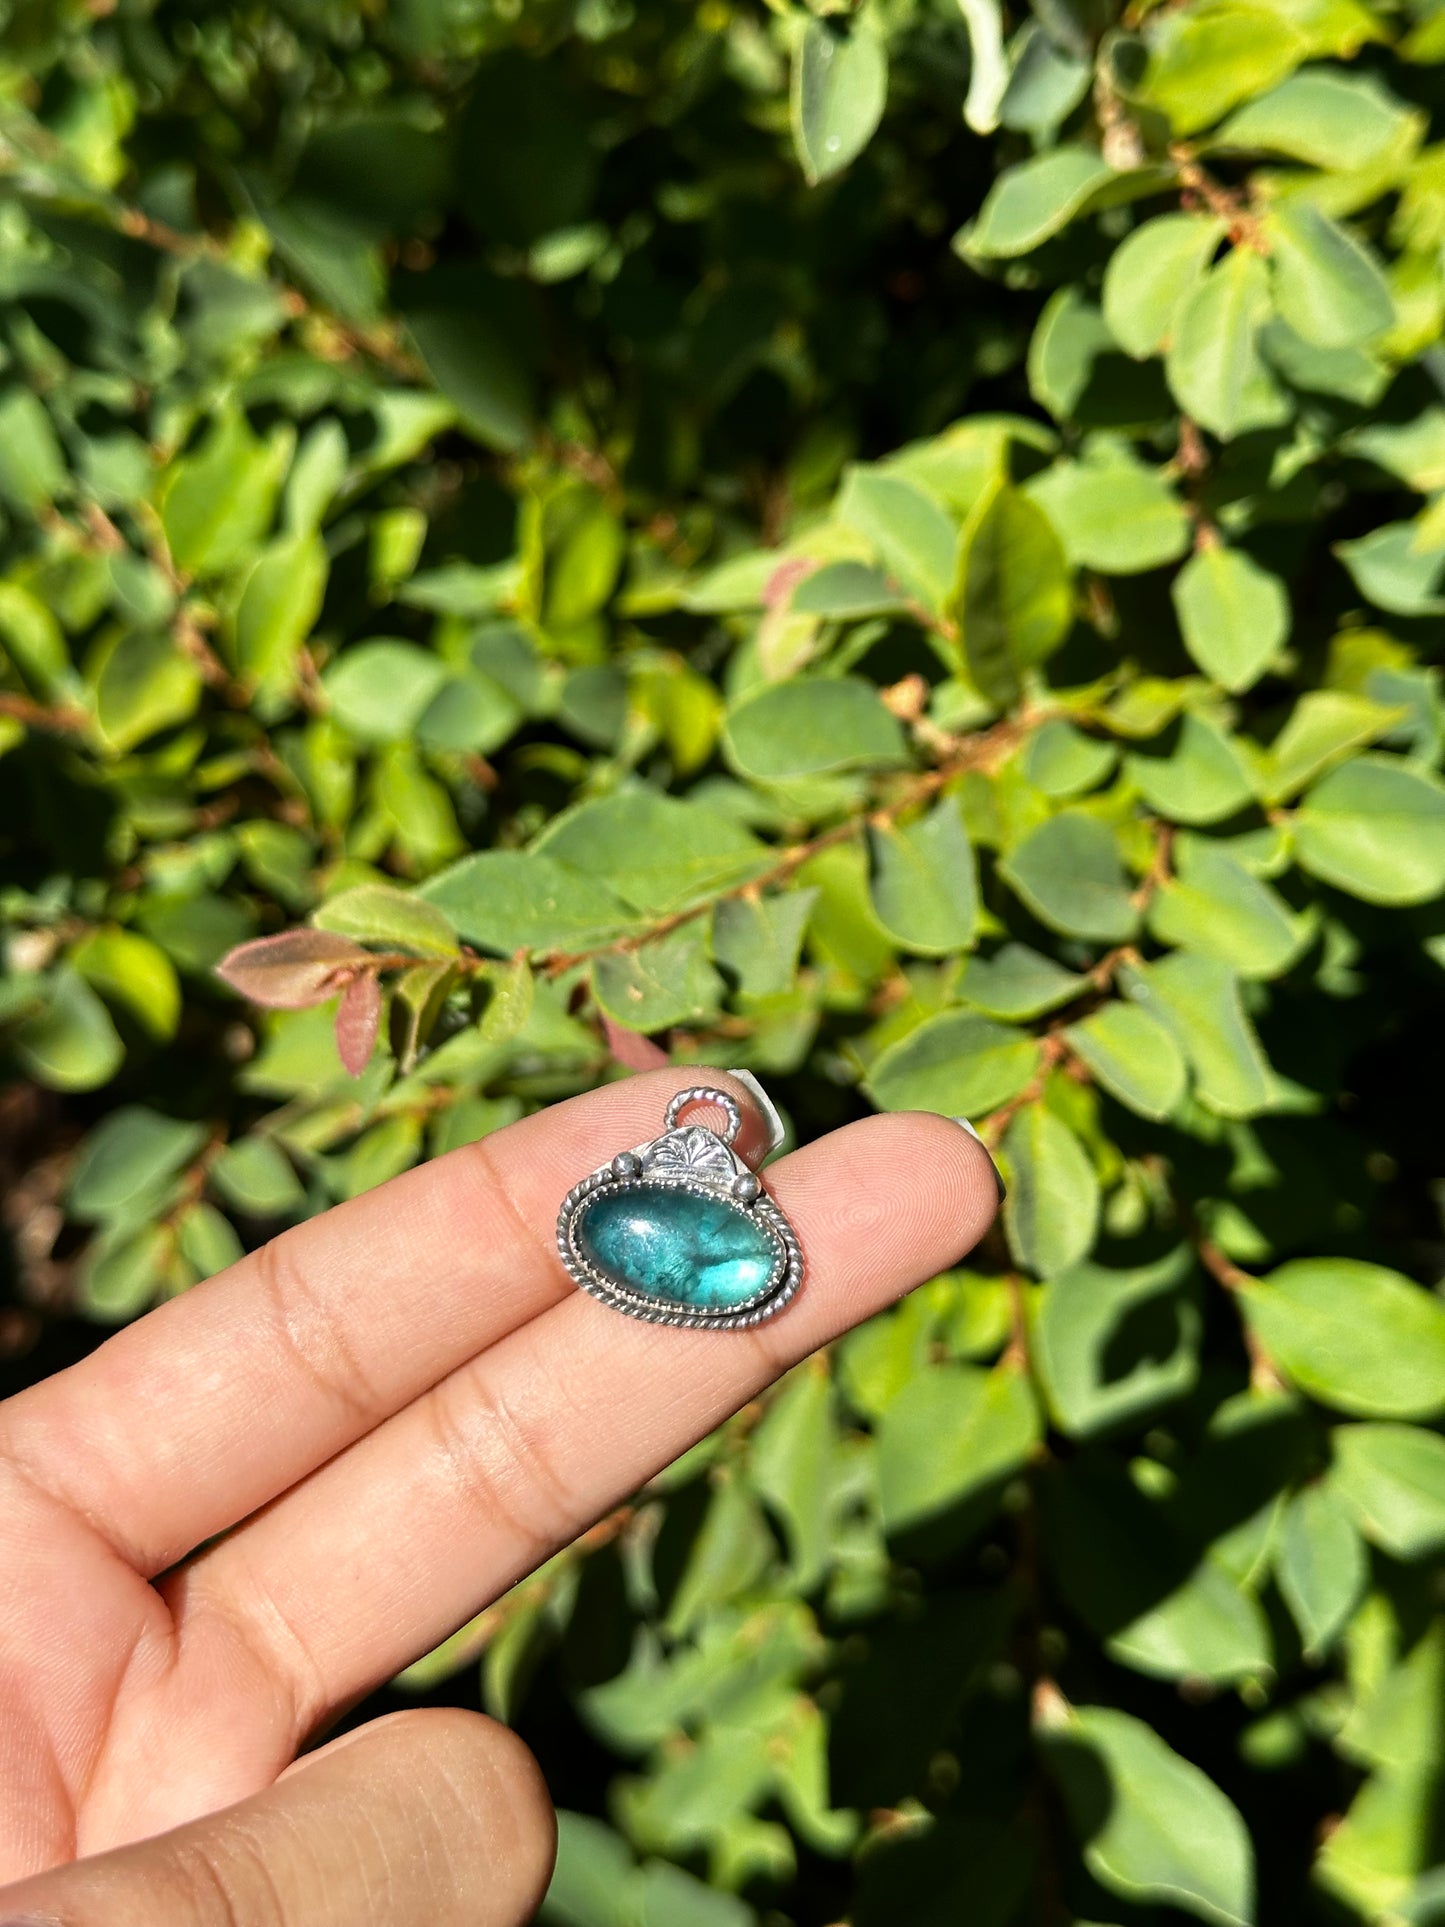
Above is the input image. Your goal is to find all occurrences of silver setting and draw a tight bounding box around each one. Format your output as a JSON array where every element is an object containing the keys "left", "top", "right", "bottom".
[{"left": 555, "top": 1081, "right": 804, "bottom": 1330}]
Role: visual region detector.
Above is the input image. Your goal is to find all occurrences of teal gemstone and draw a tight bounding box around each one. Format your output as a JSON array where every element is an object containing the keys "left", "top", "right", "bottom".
[{"left": 575, "top": 1183, "right": 780, "bottom": 1313}]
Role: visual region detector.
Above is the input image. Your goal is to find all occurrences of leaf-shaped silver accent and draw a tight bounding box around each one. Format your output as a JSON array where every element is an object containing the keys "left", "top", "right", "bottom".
[{"left": 644, "top": 1126, "right": 737, "bottom": 1179}]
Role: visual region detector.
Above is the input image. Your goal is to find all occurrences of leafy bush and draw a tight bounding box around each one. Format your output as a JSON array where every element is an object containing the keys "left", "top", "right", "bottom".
[{"left": 3, "top": 0, "right": 1445, "bottom": 1920}]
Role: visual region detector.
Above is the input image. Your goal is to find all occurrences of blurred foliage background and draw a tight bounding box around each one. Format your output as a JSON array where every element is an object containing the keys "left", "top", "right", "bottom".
[{"left": 3, "top": 0, "right": 1445, "bottom": 1920}]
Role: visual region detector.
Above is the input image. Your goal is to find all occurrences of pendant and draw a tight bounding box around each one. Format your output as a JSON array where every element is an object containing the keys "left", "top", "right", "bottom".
[{"left": 555, "top": 1073, "right": 803, "bottom": 1329}]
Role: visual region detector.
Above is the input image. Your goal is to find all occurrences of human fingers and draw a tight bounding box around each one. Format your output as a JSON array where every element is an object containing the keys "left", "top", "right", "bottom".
[
  {"left": 173, "top": 1110, "right": 998, "bottom": 1738},
  {"left": 0, "top": 1068, "right": 770, "bottom": 1575},
  {"left": 0, "top": 1709, "right": 554, "bottom": 1927}
]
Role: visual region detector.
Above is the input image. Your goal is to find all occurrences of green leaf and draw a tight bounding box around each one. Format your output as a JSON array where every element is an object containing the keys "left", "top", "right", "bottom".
[
  {"left": 91, "top": 629, "right": 203, "bottom": 753},
  {"left": 70, "top": 926, "right": 181, "bottom": 1041},
  {"left": 1339, "top": 1617, "right": 1445, "bottom": 1774},
  {"left": 1026, "top": 447, "right": 1190, "bottom": 573},
  {"left": 78, "top": 1224, "right": 172, "bottom": 1323},
  {"left": 946, "top": 0, "right": 1010, "bottom": 130},
  {"left": 1141, "top": 2, "right": 1309, "bottom": 133},
  {"left": 749, "top": 1364, "right": 837, "bottom": 1590},
  {"left": 1002, "top": 1102, "right": 1100, "bottom": 1277},
  {"left": 1293, "top": 754, "right": 1445, "bottom": 904},
  {"left": 1216, "top": 68, "right": 1416, "bottom": 171},
  {"left": 416, "top": 673, "right": 525, "bottom": 755},
  {"left": 791, "top": 17, "right": 888, "bottom": 186},
  {"left": 1336, "top": 521, "right": 1445, "bottom": 617},
  {"left": 176, "top": 1199, "right": 244, "bottom": 1279},
  {"left": 1171, "top": 544, "right": 1290, "bottom": 692},
  {"left": 419, "top": 851, "right": 638, "bottom": 954},
  {"left": 1276, "top": 1483, "right": 1366, "bottom": 1657},
  {"left": 1259, "top": 690, "right": 1403, "bottom": 803},
  {"left": 999, "top": 813, "right": 1139, "bottom": 943},
  {"left": 328, "top": 1112, "right": 423, "bottom": 1201},
  {"left": 1265, "top": 202, "right": 1394, "bottom": 349},
  {"left": 866, "top": 796, "right": 978, "bottom": 955},
  {"left": 232, "top": 533, "right": 328, "bottom": 695},
  {"left": 1123, "top": 953, "right": 1275, "bottom": 1117},
  {"left": 1041, "top": 1704, "right": 1256, "bottom": 1927},
  {"left": 952, "top": 483, "right": 1072, "bottom": 706},
  {"left": 0, "top": 388, "right": 68, "bottom": 514},
  {"left": 724, "top": 677, "right": 908, "bottom": 781},
  {"left": 1028, "top": 286, "right": 1116, "bottom": 423},
  {"left": 959, "top": 943, "right": 1087, "bottom": 1019},
  {"left": 593, "top": 924, "right": 723, "bottom": 1031},
  {"left": 13, "top": 970, "right": 125, "bottom": 1093},
  {"left": 0, "top": 581, "right": 70, "bottom": 696},
  {"left": 69, "top": 1107, "right": 206, "bottom": 1221},
  {"left": 836, "top": 467, "right": 958, "bottom": 612},
  {"left": 547, "top": 498, "right": 625, "bottom": 629},
  {"left": 1316, "top": 1760, "right": 1440, "bottom": 1923},
  {"left": 1035, "top": 1248, "right": 1201, "bottom": 1437},
  {"left": 478, "top": 955, "right": 535, "bottom": 1045},
  {"left": 866, "top": 1011, "right": 1039, "bottom": 1119},
  {"left": 158, "top": 410, "right": 290, "bottom": 577},
  {"left": 322, "top": 639, "right": 448, "bottom": 745},
  {"left": 1111, "top": 1554, "right": 1273, "bottom": 1684},
  {"left": 542, "top": 1811, "right": 636, "bottom": 1927},
  {"left": 405, "top": 278, "right": 536, "bottom": 452},
  {"left": 964, "top": 146, "right": 1117, "bottom": 259},
  {"left": 876, "top": 1357, "right": 1039, "bottom": 1531},
  {"left": 1147, "top": 837, "right": 1303, "bottom": 978},
  {"left": 1043, "top": 1451, "right": 1278, "bottom": 1682},
  {"left": 210, "top": 1136, "right": 306, "bottom": 1216},
  {"left": 1166, "top": 249, "right": 1287, "bottom": 441},
  {"left": 664, "top": 1478, "right": 774, "bottom": 1638},
  {"left": 534, "top": 789, "right": 769, "bottom": 914},
  {"left": 1240, "top": 1259, "right": 1445, "bottom": 1420},
  {"left": 313, "top": 883, "right": 459, "bottom": 958},
  {"left": 283, "top": 419, "right": 348, "bottom": 535},
  {"left": 1022, "top": 718, "right": 1118, "bottom": 799},
  {"left": 1331, "top": 1423, "right": 1445, "bottom": 1560},
  {"left": 790, "top": 561, "right": 906, "bottom": 618},
  {"left": 140, "top": 892, "right": 255, "bottom": 978},
  {"left": 1102, "top": 212, "right": 1225, "bottom": 360},
  {"left": 1066, "top": 1001, "right": 1187, "bottom": 1119},
  {"left": 711, "top": 890, "right": 816, "bottom": 999},
  {"left": 999, "top": 21, "right": 1091, "bottom": 138},
  {"left": 1126, "top": 714, "right": 1257, "bottom": 826}
]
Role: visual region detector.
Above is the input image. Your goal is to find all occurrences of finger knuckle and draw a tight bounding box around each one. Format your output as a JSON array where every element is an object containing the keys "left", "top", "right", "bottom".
[
  {"left": 425, "top": 1368, "right": 574, "bottom": 1565},
  {"left": 253, "top": 1235, "right": 393, "bottom": 1435}
]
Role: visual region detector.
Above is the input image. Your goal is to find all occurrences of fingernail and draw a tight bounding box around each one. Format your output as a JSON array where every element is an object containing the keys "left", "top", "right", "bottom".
[{"left": 949, "top": 1116, "right": 1006, "bottom": 1201}]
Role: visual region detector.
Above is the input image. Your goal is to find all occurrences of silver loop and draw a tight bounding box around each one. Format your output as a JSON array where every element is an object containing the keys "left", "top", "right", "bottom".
[{"left": 664, "top": 1085, "right": 742, "bottom": 1145}]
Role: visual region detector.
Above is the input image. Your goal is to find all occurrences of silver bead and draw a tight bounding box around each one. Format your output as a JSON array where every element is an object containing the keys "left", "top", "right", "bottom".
[
  {"left": 612, "top": 1151, "right": 643, "bottom": 1179},
  {"left": 732, "top": 1171, "right": 761, "bottom": 1204}
]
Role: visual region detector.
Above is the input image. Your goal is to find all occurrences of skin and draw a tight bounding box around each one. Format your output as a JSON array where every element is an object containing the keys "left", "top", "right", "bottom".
[{"left": 0, "top": 1068, "right": 999, "bottom": 1925}]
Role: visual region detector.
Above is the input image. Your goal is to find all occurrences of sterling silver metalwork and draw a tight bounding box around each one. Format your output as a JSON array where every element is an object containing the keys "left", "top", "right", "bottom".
[{"left": 555, "top": 1074, "right": 803, "bottom": 1330}]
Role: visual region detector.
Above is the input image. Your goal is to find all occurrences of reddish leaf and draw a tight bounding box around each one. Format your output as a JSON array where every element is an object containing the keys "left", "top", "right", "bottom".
[
  {"left": 602, "top": 1013, "right": 671, "bottom": 1071},
  {"left": 215, "top": 929, "right": 372, "bottom": 1009},
  {"left": 763, "top": 555, "right": 817, "bottom": 609},
  {"left": 335, "top": 968, "right": 382, "bottom": 1075}
]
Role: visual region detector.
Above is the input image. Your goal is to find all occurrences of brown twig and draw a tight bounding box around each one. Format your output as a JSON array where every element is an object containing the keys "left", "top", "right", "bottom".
[
  {"left": 1171, "top": 147, "right": 1265, "bottom": 251},
  {"left": 1131, "top": 820, "right": 1175, "bottom": 911},
  {"left": 0, "top": 691, "right": 89, "bottom": 735},
  {"left": 980, "top": 1033, "right": 1070, "bottom": 1150},
  {"left": 1195, "top": 1235, "right": 1285, "bottom": 1393},
  {"left": 541, "top": 712, "right": 1036, "bottom": 978}
]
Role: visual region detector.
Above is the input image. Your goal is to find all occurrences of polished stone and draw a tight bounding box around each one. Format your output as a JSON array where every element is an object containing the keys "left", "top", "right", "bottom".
[{"left": 575, "top": 1182, "right": 779, "bottom": 1312}]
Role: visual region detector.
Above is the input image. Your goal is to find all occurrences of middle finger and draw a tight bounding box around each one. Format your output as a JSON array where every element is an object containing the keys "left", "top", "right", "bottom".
[{"left": 172, "top": 1110, "right": 996, "bottom": 1743}]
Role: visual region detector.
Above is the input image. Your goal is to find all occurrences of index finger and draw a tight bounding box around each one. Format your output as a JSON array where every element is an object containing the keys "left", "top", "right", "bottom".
[{"left": 0, "top": 1071, "right": 859, "bottom": 1573}]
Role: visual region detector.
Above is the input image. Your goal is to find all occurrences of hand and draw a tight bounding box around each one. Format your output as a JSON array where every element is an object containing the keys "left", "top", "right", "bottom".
[{"left": 0, "top": 1069, "right": 998, "bottom": 1925}]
